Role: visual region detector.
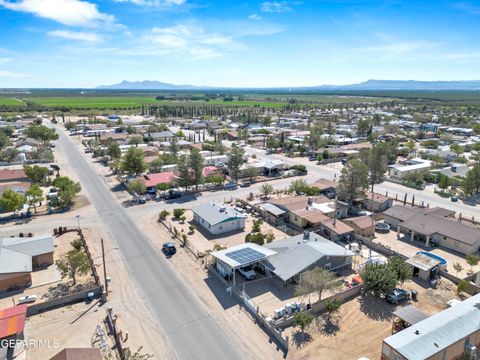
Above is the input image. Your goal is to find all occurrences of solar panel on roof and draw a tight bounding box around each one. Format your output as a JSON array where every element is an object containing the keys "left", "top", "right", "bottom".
[{"left": 225, "top": 247, "right": 265, "bottom": 265}]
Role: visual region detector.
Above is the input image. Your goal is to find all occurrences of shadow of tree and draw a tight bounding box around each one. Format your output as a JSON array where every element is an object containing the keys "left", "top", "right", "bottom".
[
  {"left": 358, "top": 295, "right": 394, "bottom": 321},
  {"left": 291, "top": 331, "right": 313, "bottom": 349}
]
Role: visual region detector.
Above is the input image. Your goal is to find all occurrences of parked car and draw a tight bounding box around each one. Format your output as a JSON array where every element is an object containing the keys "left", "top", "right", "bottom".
[
  {"left": 238, "top": 266, "right": 256, "bottom": 280},
  {"left": 386, "top": 288, "right": 410, "bottom": 304},
  {"left": 240, "top": 181, "right": 251, "bottom": 188},
  {"left": 309, "top": 155, "right": 318, "bottom": 161},
  {"left": 137, "top": 196, "right": 147, "bottom": 204},
  {"left": 166, "top": 190, "right": 182, "bottom": 200},
  {"left": 224, "top": 182, "right": 238, "bottom": 191},
  {"left": 18, "top": 295, "right": 38, "bottom": 304},
  {"left": 162, "top": 242, "right": 176, "bottom": 255},
  {"left": 451, "top": 195, "right": 458, "bottom": 202}
]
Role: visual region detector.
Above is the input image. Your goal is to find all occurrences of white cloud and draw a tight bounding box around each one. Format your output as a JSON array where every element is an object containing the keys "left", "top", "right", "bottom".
[
  {"left": 0, "top": 58, "right": 12, "bottom": 64},
  {"left": 0, "top": 70, "right": 28, "bottom": 78},
  {"left": 114, "top": 0, "right": 185, "bottom": 6},
  {"left": 146, "top": 25, "right": 235, "bottom": 59},
  {"left": 48, "top": 29, "right": 103, "bottom": 42},
  {"left": 248, "top": 14, "right": 261, "bottom": 21},
  {"left": 261, "top": 1, "right": 291, "bottom": 13},
  {"left": 0, "top": 0, "right": 116, "bottom": 27}
]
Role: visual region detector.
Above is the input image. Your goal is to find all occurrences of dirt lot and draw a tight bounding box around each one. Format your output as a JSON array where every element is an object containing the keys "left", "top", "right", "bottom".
[
  {"left": 164, "top": 208, "right": 286, "bottom": 253},
  {"left": 373, "top": 227, "right": 480, "bottom": 278}
]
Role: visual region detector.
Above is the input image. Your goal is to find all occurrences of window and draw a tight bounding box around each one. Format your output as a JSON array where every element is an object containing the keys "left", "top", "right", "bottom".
[
  {"left": 382, "top": 345, "right": 390, "bottom": 357},
  {"left": 441, "top": 350, "right": 447, "bottom": 360},
  {"left": 465, "top": 336, "right": 471, "bottom": 346}
]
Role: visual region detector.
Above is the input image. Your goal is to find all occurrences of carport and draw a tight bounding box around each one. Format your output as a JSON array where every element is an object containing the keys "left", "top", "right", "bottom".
[
  {"left": 392, "top": 305, "right": 428, "bottom": 333},
  {"left": 211, "top": 243, "right": 277, "bottom": 288}
]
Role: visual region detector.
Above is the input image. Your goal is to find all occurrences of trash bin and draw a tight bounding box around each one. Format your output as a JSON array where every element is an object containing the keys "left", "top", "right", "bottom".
[{"left": 411, "top": 289, "right": 418, "bottom": 301}]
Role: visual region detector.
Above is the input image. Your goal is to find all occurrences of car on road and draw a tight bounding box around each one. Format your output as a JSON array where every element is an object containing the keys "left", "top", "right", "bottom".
[
  {"left": 224, "top": 182, "right": 238, "bottom": 190},
  {"left": 166, "top": 190, "right": 182, "bottom": 200},
  {"left": 386, "top": 288, "right": 410, "bottom": 304},
  {"left": 238, "top": 266, "right": 256, "bottom": 280},
  {"left": 240, "top": 181, "right": 251, "bottom": 187},
  {"left": 451, "top": 195, "right": 458, "bottom": 202},
  {"left": 162, "top": 242, "right": 176, "bottom": 255},
  {"left": 18, "top": 295, "right": 38, "bottom": 304}
]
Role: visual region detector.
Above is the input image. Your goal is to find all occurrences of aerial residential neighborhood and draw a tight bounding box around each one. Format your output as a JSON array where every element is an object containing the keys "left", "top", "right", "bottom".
[{"left": 1, "top": 1, "right": 480, "bottom": 360}]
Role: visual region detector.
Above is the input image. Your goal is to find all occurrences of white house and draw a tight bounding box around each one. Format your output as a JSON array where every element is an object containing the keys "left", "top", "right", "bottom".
[
  {"left": 192, "top": 202, "right": 247, "bottom": 236},
  {"left": 389, "top": 158, "right": 432, "bottom": 180}
]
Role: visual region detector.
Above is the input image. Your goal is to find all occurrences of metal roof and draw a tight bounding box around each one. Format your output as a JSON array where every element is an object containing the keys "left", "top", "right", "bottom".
[
  {"left": 393, "top": 305, "right": 429, "bottom": 325},
  {"left": 0, "top": 304, "right": 27, "bottom": 339},
  {"left": 384, "top": 294, "right": 480, "bottom": 359},
  {"left": 0, "top": 235, "right": 54, "bottom": 274},
  {"left": 264, "top": 232, "right": 354, "bottom": 281},
  {"left": 211, "top": 243, "right": 277, "bottom": 269},
  {"left": 193, "top": 202, "right": 246, "bottom": 226},
  {"left": 406, "top": 253, "right": 440, "bottom": 272},
  {"left": 259, "top": 203, "right": 286, "bottom": 217}
]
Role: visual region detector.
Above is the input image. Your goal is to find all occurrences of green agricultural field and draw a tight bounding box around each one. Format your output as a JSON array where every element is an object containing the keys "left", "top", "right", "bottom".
[
  {"left": 157, "top": 99, "right": 288, "bottom": 108},
  {"left": 0, "top": 97, "right": 24, "bottom": 106},
  {"left": 27, "top": 96, "right": 157, "bottom": 109}
]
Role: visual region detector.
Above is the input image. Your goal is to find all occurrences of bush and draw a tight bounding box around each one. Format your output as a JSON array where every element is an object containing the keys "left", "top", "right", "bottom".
[
  {"left": 159, "top": 210, "right": 170, "bottom": 221},
  {"left": 245, "top": 232, "right": 265, "bottom": 246},
  {"left": 173, "top": 208, "right": 185, "bottom": 219}
]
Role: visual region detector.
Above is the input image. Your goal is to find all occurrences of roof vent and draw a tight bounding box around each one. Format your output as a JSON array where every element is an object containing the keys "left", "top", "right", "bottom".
[
  {"left": 303, "top": 230, "right": 310, "bottom": 240},
  {"left": 219, "top": 206, "right": 226, "bottom": 212},
  {"left": 414, "top": 330, "right": 420, "bottom": 335}
]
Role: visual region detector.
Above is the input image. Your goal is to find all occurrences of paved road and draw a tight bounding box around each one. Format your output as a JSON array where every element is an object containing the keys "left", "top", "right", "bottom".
[{"left": 55, "top": 128, "right": 243, "bottom": 360}]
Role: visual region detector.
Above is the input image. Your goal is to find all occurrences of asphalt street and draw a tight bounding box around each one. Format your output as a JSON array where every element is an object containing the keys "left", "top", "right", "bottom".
[{"left": 55, "top": 128, "right": 244, "bottom": 360}]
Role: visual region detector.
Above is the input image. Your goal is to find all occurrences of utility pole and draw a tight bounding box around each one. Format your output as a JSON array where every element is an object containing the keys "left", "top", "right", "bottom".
[{"left": 101, "top": 238, "right": 108, "bottom": 301}]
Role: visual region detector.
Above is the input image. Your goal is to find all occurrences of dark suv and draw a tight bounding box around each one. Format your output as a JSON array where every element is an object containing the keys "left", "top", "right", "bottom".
[
  {"left": 386, "top": 288, "right": 410, "bottom": 304},
  {"left": 162, "top": 242, "right": 177, "bottom": 255}
]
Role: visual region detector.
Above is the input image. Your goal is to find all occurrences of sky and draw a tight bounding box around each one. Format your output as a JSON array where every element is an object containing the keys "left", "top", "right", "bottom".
[{"left": 0, "top": 0, "right": 480, "bottom": 88}]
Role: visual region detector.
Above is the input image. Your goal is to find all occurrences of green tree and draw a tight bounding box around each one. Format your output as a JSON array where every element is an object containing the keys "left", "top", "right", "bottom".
[
  {"left": 295, "top": 267, "right": 343, "bottom": 301},
  {"left": 176, "top": 155, "right": 191, "bottom": 191},
  {"left": 148, "top": 157, "right": 164, "bottom": 173},
  {"left": 206, "top": 174, "right": 224, "bottom": 186},
  {"left": 53, "top": 176, "right": 81, "bottom": 208},
  {"left": 189, "top": 148, "right": 204, "bottom": 191},
  {"left": 387, "top": 256, "right": 412, "bottom": 284},
  {"left": 466, "top": 254, "right": 480, "bottom": 272},
  {"left": 0, "top": 148, "right": 17, "bottom": 162},
  {"left": 437, "top": 174, "right": 450, "bottom": 190},
  {"left": 0, "top": 130, "right": 8, "bottom": 150},
  {"left": 108, "top": 142, "right": 121, "bottom": 159},
  {"left": 128, "top": 178, "right": 147, "bottom": 195},
  {"left": 357, "top": 119, "right": 371, "bottom": 137},
  {"left": 122, "top": 147, "right": 146, "bottom": 175},
  {"left": 289, "top": 179, "right": 309, "bottom": 194},
  {"left": 324, "top": 298, "right": 342, "bottom": 321},
  {"left": 337, "top": 159, "right": 369, "bottom": 206},
  {"left": 453, "top": 262, "right": 463, "bottom": 277},
  {"left": 23, "top": 165, "right": 49, "bottom": 184},
  {"left": 128, "top": 135, "right": 144, "bottom": 146},
  {"left": 365, "top": 143, "right": 388, "bottom": 193},
  {"left": 457, "top": 280, "right": 469, "bottom": 295},
  {"left": 0, "top": 189, "right": 25, "bottom": 213},
  {"left": 245, "top": 232, "right": 266, "bottom": 246},
  {"left": 159, "top": 210, "right": 170, "bottom": 221},
  {"left": 360, "top": 263, "right": 397, "bottom": 298},
  {"left": 25, "top": 184, "right": 44, "bottom": 213},
  {"left": 243, "top": 164, "right": 257, "bottom": 180},
  {"left": 55, "top": 248, "right": 90, "bottom": 286},
  {"left": 252, "top": 219, "right": 263, "bottom": 232},
  {"left": 259, "top": 183, "right": 273, "bottom": 198},
  {"left": 227, "top": 144, "right": 245, "bottom": 183},
  {"left": 293, "top": 311, "right": 314, "bottom": 333},
  {"left": 26, "top": 124, "right": 59, "bottom": 142},
  {"left": 169, "top": 136, "right": 179, "bottom": 157}
]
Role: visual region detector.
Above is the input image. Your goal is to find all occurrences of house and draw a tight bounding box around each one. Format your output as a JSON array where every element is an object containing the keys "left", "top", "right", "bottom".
[
  {"left": 0, "top": 169, "right": 28, "bottom": 184},
  {"left": 50, "top": 348, "right": 102, "bottom": 360},
  {"left": 405, "top": 252, "right": 441, "bottom": 282},
  {"left": 383, "top": 205, "right": 479, "bottom": 255},
  {"left": 311, "top": 178, "right": 337, "bottom": 198},
  {"left": 264, "top": 231, "right": 354, "bottom": 282},
  {"left": 359, "top": 192, "right": 394, "bottom": 212},
  {"left": 433, "top": 164, "right": 469, "bottom": 178},
  {"left": 192, "top": 202, "right": 247, "bottom": 235},
  {"left": 268, "top": 195, "right": 332, "bottom": 228},
  {"left": 318, "top": 218, "right": 355, "bottom": 242},
  {"left": 142, "top": 172, "right": 177, "bottom": 189},
  {"left": 0, "top": 235, "right": 55, "bottom": 291},
  {"left": 389, "top": 158, "right": 432, "bottom": 180},
  {"left": 148, "top": 131, "right": 175, "bottom": 142},
  {"left": 382, "top": 293, "right": 480, "bottom": 360},
  {"left": 343, "top": 216, "right": 376, "bottom": 237},
  {"left": 0, "top": 304, "right": 27, "bottom": 346}
]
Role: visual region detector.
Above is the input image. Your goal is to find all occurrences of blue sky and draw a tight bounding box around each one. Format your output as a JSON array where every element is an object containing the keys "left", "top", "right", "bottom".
[{"left": 0, "top": 0, "right": 480, "bottom": 88}]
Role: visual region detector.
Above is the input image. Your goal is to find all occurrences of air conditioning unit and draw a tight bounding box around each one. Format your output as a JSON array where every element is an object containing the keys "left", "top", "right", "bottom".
[{"left": 465, "top": 344, "right": 477, "bottom": 360}]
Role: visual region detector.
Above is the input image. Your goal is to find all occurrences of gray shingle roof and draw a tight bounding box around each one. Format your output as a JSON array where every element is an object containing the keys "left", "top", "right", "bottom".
[{"left": 264, "top": 232, "right": 354, "bottom": 281}]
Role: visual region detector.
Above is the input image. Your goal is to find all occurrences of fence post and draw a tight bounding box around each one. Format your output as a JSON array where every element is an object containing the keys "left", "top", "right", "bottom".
[{"left": 403, "top": 193, "right": 407, "bottom": 205}]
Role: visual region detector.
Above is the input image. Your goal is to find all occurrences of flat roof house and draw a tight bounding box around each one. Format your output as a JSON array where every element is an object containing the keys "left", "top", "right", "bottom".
[
  {"left": 382, "top": 293, "right": 480, "bottom": 360},
  {"left": 193, "top": 202, "right": 247, "bottom": 236},
  {"left": 383, "top": 205, "right": 479, "bottom": 255},
  {"left": 389, "top": 158, "right": 432, "bottom": 180},
  {"left": 0, "top": 235, "right": 55, "bottom": 291}
]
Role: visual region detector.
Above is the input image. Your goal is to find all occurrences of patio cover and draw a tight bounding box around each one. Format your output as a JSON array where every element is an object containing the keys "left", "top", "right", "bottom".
[
  {"left": 211, "top": 243, "right": 277, "bottom": 270},
  {"left": 393, "top": 305, "right": 428, "bottom": 325}
]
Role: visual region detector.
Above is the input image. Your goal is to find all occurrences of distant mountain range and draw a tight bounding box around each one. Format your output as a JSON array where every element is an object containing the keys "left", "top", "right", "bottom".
[{"left": 96, "top": 79, "right": 480, "bottom": 91}]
